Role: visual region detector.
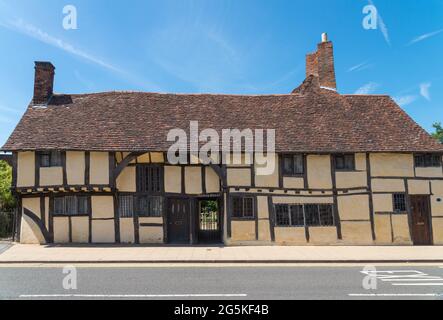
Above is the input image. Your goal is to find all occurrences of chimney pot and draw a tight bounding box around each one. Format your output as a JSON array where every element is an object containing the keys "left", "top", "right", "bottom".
[
  {"left": 33, "top": 61, "right": 55, "bottom": 105},
  {"left": 321, "top": 33, "right": 328, "bottom": 43}
]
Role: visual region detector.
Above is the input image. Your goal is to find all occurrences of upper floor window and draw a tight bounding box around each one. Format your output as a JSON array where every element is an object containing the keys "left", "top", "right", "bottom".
[
  {"left": 414, "top": 154, "right": 441, "bottom": 168},
  {"left": 53, "top": 195, "right": 89, "bottom": 216},
  {"left": 281, "top": 154, "right": 304, "bottom": 176},
  {"left": 136, "top": 165, "right": 163, "bottom": 193},
  {"left": 232, "top": 196, "right": 254, "bottom": 219},
  {"left": 334, "top": 154, "right": 355, "bottom": 171},
  {"left": 39, "top": 151, "right": 62, "bottom": 168}
]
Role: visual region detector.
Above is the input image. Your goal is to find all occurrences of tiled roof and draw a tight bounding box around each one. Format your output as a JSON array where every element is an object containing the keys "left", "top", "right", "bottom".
[{"left": 3, "top": 76, "right": 442, "bottom": 153}]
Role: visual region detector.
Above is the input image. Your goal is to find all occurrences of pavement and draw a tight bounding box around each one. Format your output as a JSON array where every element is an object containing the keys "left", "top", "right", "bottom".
[
  {"left": 2, "top": 264, "right": 443, "bottom": 300},
  {"left": 0, "top": 242, "right": 12, "bottom": 255},
  {"left": 1, "top": 244, "right": 443, "bottom": 263}
]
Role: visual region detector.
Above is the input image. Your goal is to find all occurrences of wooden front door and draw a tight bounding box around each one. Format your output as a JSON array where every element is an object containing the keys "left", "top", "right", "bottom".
[
  {"left": 167, "top": 198, "right": 190, "bottom": 244},
  {"left": 410, "top": 195, "right": 432, "bottom": 245}
]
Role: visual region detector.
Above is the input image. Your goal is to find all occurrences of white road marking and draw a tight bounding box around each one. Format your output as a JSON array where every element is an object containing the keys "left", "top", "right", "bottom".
[
  {"left": 19, "top": 293, "right": 248, "bottom": 298},
  {"left": 349, "top": 293, "right": 442, "bottom": 297},
  {"left": 360, "top": 269, "right": 443, "bottom": 288},
  {"left": 383, "top": 278, "right": 443, "bottom": 282},
  {"left": 392, "top": 283, "right": 443, "bottom": 286}
]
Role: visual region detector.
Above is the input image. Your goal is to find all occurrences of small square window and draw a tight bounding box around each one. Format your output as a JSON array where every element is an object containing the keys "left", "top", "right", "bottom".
[
  {"left": 335, "top": 154, "right": 355, "bottom": 171},
  {"left": 39, "top": 151, "right": 62, "bottom": 168},
  {"left": 282, "top": 154, "right": 304, "bottom": 176},
  {"left": 393, "top": 193, "right": 406, "bottom": 213},
  {"left": 232, "top": 197, "right": 255, "bottom": 219}
]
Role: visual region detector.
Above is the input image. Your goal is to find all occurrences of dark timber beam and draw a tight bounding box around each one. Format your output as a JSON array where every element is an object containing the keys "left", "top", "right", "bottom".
[
  {"left": 209, "top": 164, "right": 226, "bottom": 186},
  {"left": 114, "top": 152, "right": 145, "bottom": 180}
]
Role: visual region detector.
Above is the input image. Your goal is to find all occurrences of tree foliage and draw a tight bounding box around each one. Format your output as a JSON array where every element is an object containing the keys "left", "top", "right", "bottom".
[
  {"left": 432, "top": 122, "right": 443, "bottom": 144},
  {"left": 0, "top": 160, "right": 15, "bottom": 210}
]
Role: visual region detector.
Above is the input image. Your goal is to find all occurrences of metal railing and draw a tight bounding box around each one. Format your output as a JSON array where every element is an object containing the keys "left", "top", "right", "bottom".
[{"left": 0, "top": 211, "right": 14, "bottom": 239}]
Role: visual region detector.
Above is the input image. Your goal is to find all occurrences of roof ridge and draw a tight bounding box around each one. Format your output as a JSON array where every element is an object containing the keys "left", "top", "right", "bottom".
[{"left": 53, "top": 91, "right": 307, "bottom": 97}]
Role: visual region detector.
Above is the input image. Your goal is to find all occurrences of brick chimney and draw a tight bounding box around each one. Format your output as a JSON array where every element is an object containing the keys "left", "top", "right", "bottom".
[
  {"left": 33, "top": 61, "right": 55, "bottom": 105},
  {"left": 305, "top": 33, "right": 337, "bottom": 90}
]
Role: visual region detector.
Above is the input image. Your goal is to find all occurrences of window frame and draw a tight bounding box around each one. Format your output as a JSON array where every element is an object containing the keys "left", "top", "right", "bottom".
[
  {"left": 414, "top": 153, "right": 442, "bottom": 168},
  {"left": 392, "top": 193, "right": 407, "bottom": 213},
  {"left": 52, "top": 195, "right": 90, "bottom": 216},
  {"left": 334, "top": 154, "right": 356, "bottom": 171},
  {"left": 118, "top": 194, "right": 135, "bottom": 218},
  {"left": 38, "top": 151, "right": 63, "bottom": 168},
  {"left": 136, "top": 195, "right": 164, "bottom": 217},
  {"left": 274, "top": 203, "right": 335, "bottom": 228},
  {"left": 231, "top": 196, "right": 255, "bottom": 220},
  {"left": 281, "top": 154, "right": 305, "bottom": 177},
  {"left": 136, "top": 164, "right": 164, "bottom": 194}
]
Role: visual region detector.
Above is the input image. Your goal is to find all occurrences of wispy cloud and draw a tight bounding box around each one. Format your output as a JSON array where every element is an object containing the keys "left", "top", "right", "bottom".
[
  {"left": 408, "top": 29, "right": 443, "bottom": 46},
  {"left": 369, "top": 0, "right": 390, "bottom": 46},
  {"left": 420, "top": 82, "right": 431, "bottom": 101},
  {"left": 354, "top": 82, "right": 379, "bottom": 95},
  {"left": 0, "top": 104, "right": 23, "bottom": 114},
  {"left": 0, "top": 18, "right": 122, "bottom": 73},
  {"left": 0, "top": 17, "right": 162, "bottom": 91},
  {"left": 348, "top": 61, "right": 374, "bottom": 73},
  {"left": 394, "top": 95, "right": 418, "bottom": 107}
]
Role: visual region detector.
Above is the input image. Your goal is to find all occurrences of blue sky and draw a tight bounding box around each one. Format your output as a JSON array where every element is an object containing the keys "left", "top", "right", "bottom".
[{"left": 0, "top": 0, "right": 442, "bottom": 147}]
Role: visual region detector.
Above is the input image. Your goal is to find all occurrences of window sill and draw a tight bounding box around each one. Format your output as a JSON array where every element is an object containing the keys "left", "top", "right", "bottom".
[
  {"left": 282, "top": 174, "right": 305, "bottom": 178},
  {"left": 392, "top": 211, "right": 408, "bottom": 215},
  {"left": 308, "top": 225, "right": 336, "bottom": 228},
  {"left": 275, "top": 225, "right": 305, "bottom": 228},
  {"left": 231, "top": 217, "right": 255, "bottom": 221},
  {"left": 415, "top": 166, "right": 442, "bottom": 169},
  {"left": 53, "top": 214, "right": 90, "bottom": 217}
]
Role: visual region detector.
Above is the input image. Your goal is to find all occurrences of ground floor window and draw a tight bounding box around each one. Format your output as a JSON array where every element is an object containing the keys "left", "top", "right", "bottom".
[
  {"left": 118, "top": 195, "right": 163, "bottom": 218},
  {"left": 275, "top": 204, "right": 334, "bottom": 227},
  {"left": 393, "top": 193, "right": 407, "bottom": 213},
  {"left": 232, "top": 196, "right": 255, "bottom": 219},
  {"left": 118, "top": 195, "right": 134, "bottom": 218},
  {"left": 53, "top": 195, "right": 90, "bottom": 216}
]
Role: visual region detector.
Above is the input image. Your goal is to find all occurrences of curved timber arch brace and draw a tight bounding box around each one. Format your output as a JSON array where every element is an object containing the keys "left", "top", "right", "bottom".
[
  {"left": 209, "top": 163, "right": 227, "bottom": 188},
  {"left": 113, "top": 152, "right": 145, "bottom": 181},
  {"left": 23, "top": 208, "right": 51, "bottom": 243}
]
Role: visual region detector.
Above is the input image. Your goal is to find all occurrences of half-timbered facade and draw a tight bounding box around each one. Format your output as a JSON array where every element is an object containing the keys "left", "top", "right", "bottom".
[{"left": 3, "top": 35, "right": 443, "bottom": 246}]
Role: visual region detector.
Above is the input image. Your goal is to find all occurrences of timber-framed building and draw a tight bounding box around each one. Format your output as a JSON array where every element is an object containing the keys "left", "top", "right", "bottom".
[{"left": 3, "top": 35, "right": 443, "bottom": 246}]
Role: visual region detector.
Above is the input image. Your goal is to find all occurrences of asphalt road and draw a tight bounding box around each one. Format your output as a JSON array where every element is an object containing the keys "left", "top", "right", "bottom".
[{"left": 1, "top": 264, "right": 443, "bottom": 300}]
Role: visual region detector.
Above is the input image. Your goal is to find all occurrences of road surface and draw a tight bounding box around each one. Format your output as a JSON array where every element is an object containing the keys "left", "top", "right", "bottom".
[{"left": 1, "top": 264, "right": 443, "bottom": 300}]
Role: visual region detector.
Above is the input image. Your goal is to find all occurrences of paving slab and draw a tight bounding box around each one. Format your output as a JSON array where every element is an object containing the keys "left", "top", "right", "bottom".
[{"left": 1, "top": 244, "right": 443, "bottom": 263}]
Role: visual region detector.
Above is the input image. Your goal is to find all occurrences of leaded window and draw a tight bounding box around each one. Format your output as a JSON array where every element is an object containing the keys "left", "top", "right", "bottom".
[
  {"left": 282, "top": 154, "right": 304, "bottom": 176},
  {"left": 232, "top": 197, "right": 255, "bottom": 218},
  {"left": 275, "top": 204, "right": 334, "bottom": 227},
  {"left": 53, "top": 196, "right": 89, "bottom": 216}
]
